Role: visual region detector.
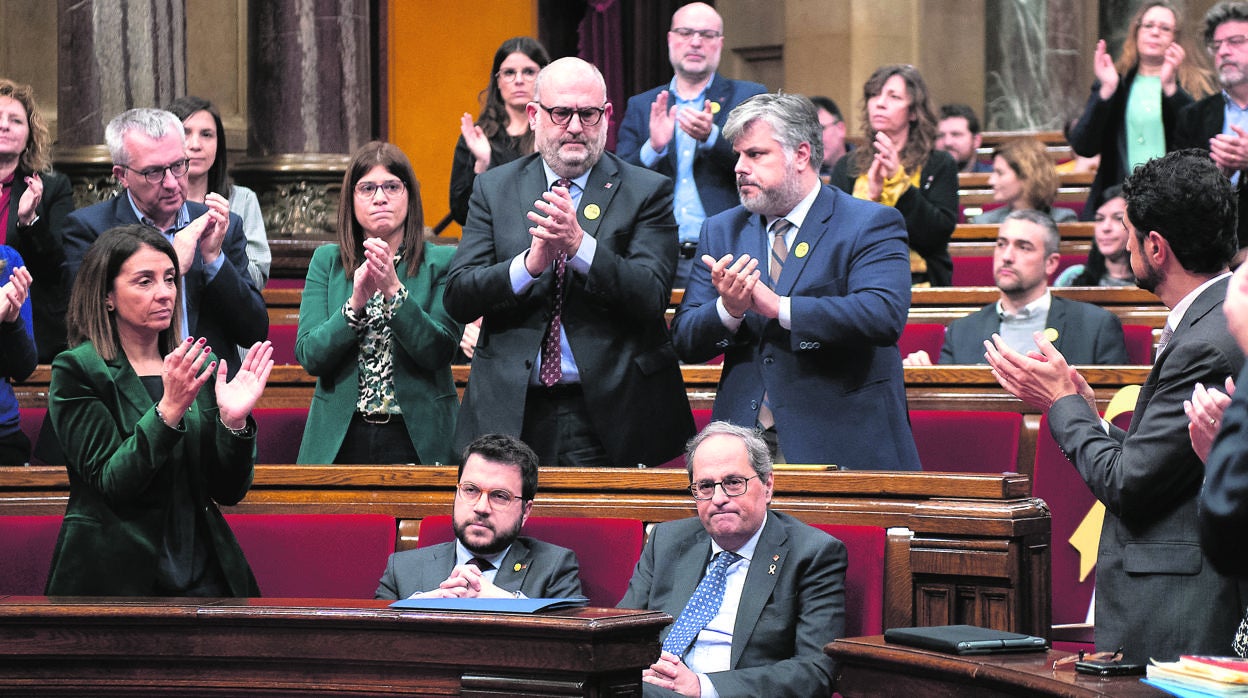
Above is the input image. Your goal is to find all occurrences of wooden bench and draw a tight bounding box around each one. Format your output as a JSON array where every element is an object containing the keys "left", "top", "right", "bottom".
[
  {"left": 909, "top": 286, "right": 1168, "bottom": 328},
  {"left": 952, "top": 222, "right": 1096, "bottom": 241}
]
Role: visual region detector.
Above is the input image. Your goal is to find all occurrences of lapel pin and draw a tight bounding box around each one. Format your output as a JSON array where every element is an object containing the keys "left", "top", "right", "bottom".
[
  {"left": 772, "top": 554, "right": 779, "bottom": 561},
  {"left": 513, "top": 562, "right": 523, "bottom": 572},
  {"left": 1044, "top": 327, "right": 1059, "bottom": 343},
  {"left": 710, "top": 102, "right": 722, "bottom": 115},
  {"left": 794, "top": 242, "right": 809, "bottom": 258},
  {"left": 603, "top": 182, "right": 613, "bottom": 189},
  {"left": 584, "top": 203, "right": 601, "bottom": 220},
  {"left": 768, "top": 564, "right": 777, "bottom": 575}
]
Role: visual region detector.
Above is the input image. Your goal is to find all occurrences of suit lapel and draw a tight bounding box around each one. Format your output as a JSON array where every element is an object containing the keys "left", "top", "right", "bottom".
[
  {"left": 102, "top": 351, "right": 165, "bottom": 426},
  {"left": 774, "top": 188, "right": 834, "bottom": 297},
  {"left": 493, "top": 538, "right": 534, "bottom": 592},
  {"left": 731, "top": 511, "right": 787, "bottom": 666},
  {"left": 579, "top": 155, "right": 622, "bottom": 242},
  {"left": 1047, "top": 297, "right": 1069, "bottom": 352},
  {"left": 671, "top": 530, "right": 713, "bottom": 623}
]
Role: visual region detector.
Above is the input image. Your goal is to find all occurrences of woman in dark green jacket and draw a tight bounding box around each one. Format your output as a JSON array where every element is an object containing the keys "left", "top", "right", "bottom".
[
  {"left": 46, "top": 225, "right": 274, "bottom": 596},
  {"left": 295, "top": 142, "right": 461, "bottom": 465}
]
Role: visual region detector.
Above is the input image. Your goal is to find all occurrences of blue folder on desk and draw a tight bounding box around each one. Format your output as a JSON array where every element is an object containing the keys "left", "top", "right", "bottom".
[{"left": 389, "top": 596, "right": 590, "bottom": 613}]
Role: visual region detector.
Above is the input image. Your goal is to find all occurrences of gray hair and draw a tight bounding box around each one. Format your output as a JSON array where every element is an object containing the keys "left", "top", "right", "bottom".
[
  {"left": 104, "top": 108, "right": 185, "bottom": 166},
  {"left": 1205, "top": 1, "right": 1248, "bottom": 42},
  {"left": 533, "top": 57, "right": 607, "bottom": 104},
  {"left": 1003, "top": 208, "right": 1060, "bottom": 257},
  {"left": 684, "top": 420, "right": 773, "bottom": 480},
  {"left": 723, "top": 93, "right": 824, "bottom": 170}
]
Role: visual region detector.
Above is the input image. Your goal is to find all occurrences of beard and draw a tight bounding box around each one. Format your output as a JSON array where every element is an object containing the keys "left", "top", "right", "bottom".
[
  {"left": 1133, "top": 253, "right": 1162, "bottom": 293},
  {"left": 737, "top": 164, "right": 805, "bottom": 217},
  {"left": 538, "top": 131, "right": 605, "bottom": 179},
  {"left": 1220, "top": 61, "right": 1248, "bottom": 88},
  {"left": 452, "top": 512, "right": 524, "bottom": 556}
]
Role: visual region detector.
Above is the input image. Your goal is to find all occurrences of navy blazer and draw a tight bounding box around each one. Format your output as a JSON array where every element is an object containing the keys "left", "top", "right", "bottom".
[
  {"left": 1176, "top": 93, "right": 1248, "bottom": 248},
  {"left": 619, "top": 511, "right": 846, "bottom": 698},
  {"left": 374, "top": 537, "right": 583, "bottom": 601},
  {"left": 616, "top": 75, "right": 766, "bottom": 217},
  {"left": 1201, "top": 362, "right": 1248, "bottom": 577},
  {"left": 939, "top": 296, "right": 1128, "bottom": 365},
  {"left": 671, "top": 184, "right": 921, "bottom": 470},
  {"left": 1047, "top": 279, "right": 1247, "bottom": 662},
  {"left": 62, "top": 194, "right": 268, "bottom": 374},
  {"left": 445, "top": 152, "right": 694, "bottom": 467}
]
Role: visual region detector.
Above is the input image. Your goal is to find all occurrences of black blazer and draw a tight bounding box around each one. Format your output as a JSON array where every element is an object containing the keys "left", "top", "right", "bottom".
[
  {"left": 940, "top": 296, "right": 1129, "bottom": 365},
  {"left": 5, "top": 169, "right": 74, "bottom": 362},
  {"left": 1176, "top": 93, "right": 1248, "bottom": 248}
]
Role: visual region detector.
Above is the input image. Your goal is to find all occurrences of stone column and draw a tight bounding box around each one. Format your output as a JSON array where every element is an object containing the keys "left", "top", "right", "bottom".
[
  {"left": 55, "top": 0, "right": 188, "bottom": 207},
  {"left": 233, "top": 0, "right": 374, "bottom": 278}
]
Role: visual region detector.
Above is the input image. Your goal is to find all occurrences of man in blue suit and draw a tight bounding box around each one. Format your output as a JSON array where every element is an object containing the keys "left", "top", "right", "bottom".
[
  {"left": 670, "top": 93, "right": 921, "bottom": 470},
  {"left": 615, "top": 2, "right": 765, "bottom": 288},
  {"left": 62, "top": 109, "right": 266, "bottom": 376}
]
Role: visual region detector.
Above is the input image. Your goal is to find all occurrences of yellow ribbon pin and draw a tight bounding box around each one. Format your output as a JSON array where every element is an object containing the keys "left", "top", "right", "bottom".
[
  {"left": 1043, "top": 327, "right": 1059, "bottom": 343},
  {"left": 513, "top": 563, "right": 523, "bottom": 572},
  {"left": 794, "top": 242, "right": 809, "bottom": 258},
  {"left": 710, "top": 102, "right": 721, "bottom": 115},
  {"left": 584, "top": 203, "right": 601, "bottom": 220}
]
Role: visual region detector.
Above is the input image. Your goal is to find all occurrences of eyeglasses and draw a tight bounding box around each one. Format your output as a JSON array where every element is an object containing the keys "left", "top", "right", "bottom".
[
  {"left": 1139, "top": 21, "right": 1174, "bottom": 35},
  {"left": 457, "top": 482, "right": 522, "bottom": 507},
  {"left": 536, "top": 103, "right": 606, "bottom": 127},
  {"left": 1208, "top": 34, "right": 1248, "bottom": 53},
  {"left": 121, "top": 159, "right": 190, "bottom": 184},
  {"left": 354, "top": 180, "right": 406, "bottom": 198},
  {"left": 689, "top": 475, "right": 759, "bottom": 500},
  {"left": 670, "top": 27, "right": 722, "bottom": 40},
  {"left": 498, "top": 67, "right": 539, "bottom": 82}
]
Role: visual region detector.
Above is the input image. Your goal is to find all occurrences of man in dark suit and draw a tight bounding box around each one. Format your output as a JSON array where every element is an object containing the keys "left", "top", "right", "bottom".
[
  {"left": 619, "top": 421, "right": 846, "bottom": 698},
  {"left": 615, "top": 2, "right": 766, "bottom": 288},
  {"left": 1175, "top": 1, "right": 1248, "bottom": 259},
  {"left": 376, "top": 434, "right": 582, "bottom": 600},
  {"left": 62, "top": 109, "right": 267, "bottom": 375},
  {"left": 986, "top": 149, "right": 1247, "bottom": 663},
  {"left": 445, "top": 57, "right": 693, "bottom": 468},
  {"left": 670, "top": 92, "right": 920, "bottom": 469},
  {"left": 904, "top": 210, "right": 1129, "bottom": 366}
]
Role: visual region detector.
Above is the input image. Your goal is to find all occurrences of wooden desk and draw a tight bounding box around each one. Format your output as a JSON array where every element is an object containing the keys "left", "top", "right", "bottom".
[
  {"left": 828, "top": 635, "right": 1164, "bottom": 697},
  {"left": 0, "top": 596, "right": 668, "bottom": 697}
]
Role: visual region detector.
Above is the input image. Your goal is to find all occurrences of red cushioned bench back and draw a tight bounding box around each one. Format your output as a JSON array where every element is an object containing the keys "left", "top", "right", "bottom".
[
  {"left": 418, "top": 514, "right": 644, "bottom": 607},
  {"left": 910, "top": 410, "right": 1023, "bottom": 473},
  {"left": 1032, "top": 415, "right": 1097, "bottom": 627},
  {"left": 0, "top": 515, "right": 62, "bottom": 594},
  {"left": 811, "top": 523, "right": 886, "bottom": 637},
  {"left": 251, "top": 408, "right": 308, "bottom": 465},
  {"left": 225, "top": 513, "right": 396, "bottom": 598}
]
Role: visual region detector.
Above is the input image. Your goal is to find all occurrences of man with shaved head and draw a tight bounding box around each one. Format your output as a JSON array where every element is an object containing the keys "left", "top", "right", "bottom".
[{"left": 446, "top": 57, "right": 693, "bottom": 469}]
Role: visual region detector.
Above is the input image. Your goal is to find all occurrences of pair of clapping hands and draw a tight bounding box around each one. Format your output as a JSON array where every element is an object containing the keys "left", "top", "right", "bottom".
[{"left": 171, "top": 192, "right": 231, "bottom": 274}]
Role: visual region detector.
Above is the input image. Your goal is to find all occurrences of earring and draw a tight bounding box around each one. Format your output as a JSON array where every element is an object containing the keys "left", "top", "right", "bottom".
[{"left": 105, "top": 299, "right": 114, "bottom": 311}]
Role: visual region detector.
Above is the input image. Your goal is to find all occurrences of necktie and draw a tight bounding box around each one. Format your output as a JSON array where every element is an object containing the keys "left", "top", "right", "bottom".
[
  {"left": 1235, "top": 606, "right": 1248, "bottom": 658},
  {"left": 465, "top": 556, "right": 495, "bottom": 572},
  {"left": 661, "top": 550, "right": 742, "bottom": 658},
  {"left": 1156, "top": 321, "right": 1174, "bottom": 357},
  {"left": 539, "top": 178, "right": 573, "bottom": 387},
  {"left": 769, "top": 218, "right": 793, "bottom": 285}
]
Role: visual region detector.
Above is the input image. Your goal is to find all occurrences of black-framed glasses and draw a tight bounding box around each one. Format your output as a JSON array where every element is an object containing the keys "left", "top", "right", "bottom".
[
  {"left": 355, "top": 180, "right": 406, "bottom": 198},
  {"left": 121, "top": 159, "right": 190, "bottom": 184},
  {"left": 689, "top": 475, "right": 759, "bottom": 500},
  {"left": 497, "top": 67, "right": 539, "bottom": 82},
  {"left": 670, "top": 27, "right": 722, "bottom": 40},
  {"left": 1208, "top": 34, "right": 1248, "bottom": 53},
  {"left": 536, "top": 103, "right": 606, "bottom": 127},
  {"left": 456, "top": 482, "right": 521, "bottom": 507}
]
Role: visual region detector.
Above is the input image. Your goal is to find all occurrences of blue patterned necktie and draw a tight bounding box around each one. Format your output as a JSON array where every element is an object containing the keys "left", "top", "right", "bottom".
[{"left": 662, "top": 550, "right": 742, "bottom": 658}]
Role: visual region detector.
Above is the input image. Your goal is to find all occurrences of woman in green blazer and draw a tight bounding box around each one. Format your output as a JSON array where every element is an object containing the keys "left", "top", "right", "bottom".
[
  {"left": 46, "top": 225, "right": 274, "bottom": 596},
  {"left": 295, "top": 142, "right": 461, "bottom": 465}
]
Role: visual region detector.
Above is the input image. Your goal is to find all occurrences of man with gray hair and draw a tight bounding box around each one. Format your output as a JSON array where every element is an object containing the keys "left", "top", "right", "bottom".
[
  {"left": 670, "top": 92, "right": 920, "bottom": 469},
  {"left": 619, "top": 420, "right": 846, "bottom": 698},
  {"left": 62, "top": 108, "right": 266, "bottom": 376},
  {"left": 904, "top": 209, "right": 1128, "bottom": 365}
]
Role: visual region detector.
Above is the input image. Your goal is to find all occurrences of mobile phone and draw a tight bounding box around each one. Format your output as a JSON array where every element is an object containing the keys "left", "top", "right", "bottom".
[{"left": 1074, "top": 659, "right": 1146, "bottom": 676}]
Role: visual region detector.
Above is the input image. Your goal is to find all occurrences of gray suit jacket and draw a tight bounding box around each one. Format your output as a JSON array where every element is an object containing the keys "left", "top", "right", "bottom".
[
  {"left": 940, "top": 295, "right": 1128, "bottom": 365},
  {"left": 374, "top": 536, "right": 582, "bottom": 601},
  {"left": 618, "top": 511, "right": 846, "bottom": 698},
  {"left": 1047, "top": 278, "right": 1247, "bottom": 662}
]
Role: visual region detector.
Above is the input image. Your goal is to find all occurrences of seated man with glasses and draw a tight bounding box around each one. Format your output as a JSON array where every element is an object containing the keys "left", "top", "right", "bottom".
[
  {"left": 616, "top": 1, "right": 766, "bottom": 288},
  {"left": 375, "top": 433, "right": 583, "bottom": 600},
  {"left": 619, "top": 421, "right": 847, "bottom": 698},
  {"left": 1177, "top": 1, "right": 1248, "bottom": 260},
  {"left": 62, "top": 108, "right": 266, "bottom": 377}
]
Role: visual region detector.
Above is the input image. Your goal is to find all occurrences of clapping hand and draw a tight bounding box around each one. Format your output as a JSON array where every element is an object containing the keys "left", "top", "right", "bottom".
[
  {"left": 460, "top": 112, "right": 492, "bottom": 173},
  {"left": 1186, "top": 376, "right": 1236, "bottom": 463},
  {"left": 16, "top": 174, "right": 42, "bottom": 226},
  {"left": 648, "top": 91, "right": 677, "bottom": 152},
  {"left": 1093, "top": 39, "right": 1120, "bottom": 99},
  {"left": 157, "top": 337, "right": 216, "bottom": 426},
  {"left": 0, "top": 266, "right": 32, "bottom": 324},
  {"left": 216, "top": 340, "right": 275, "bottom": 430},
  {"left": 1160, "top": 42, "right": 1185, "bottom": 96}
]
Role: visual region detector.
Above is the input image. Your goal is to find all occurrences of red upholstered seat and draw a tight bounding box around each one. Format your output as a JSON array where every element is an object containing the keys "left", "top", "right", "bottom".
[
  {"left": 0, "top": 515, "right": 62, "bottom": 594},
  {"left": 225, "top": 513, "right": 397, "bottom": 599},
  {"left": 251, "top": 408, "right": 308, "bottom": 465},
  {"left": 899, "top": 323, "right": 945, "bottom": 360},
  {"left": 1122, "top": 325, "right": 1153, "bottom": 365},
  {"left": 1032, "top": 415, "right": 1099, "bottom": 646},
  {"left": 810, "top": 523, "right": 886, "bottom": 637},
  {"left": 910, "top": 410, "right": 1022, "bottom": 473},
  {"left": 268, "top": 324, "right": 299, "bottom": 365},
  {"left": 418, "top": 514, "right": 644, "bottom": 607}
]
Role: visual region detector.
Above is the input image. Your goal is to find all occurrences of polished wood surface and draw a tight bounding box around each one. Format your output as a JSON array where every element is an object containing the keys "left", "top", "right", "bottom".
[
  {"left": 0, "top": 468, "right": 1052, "bottom": 638},
  {"left": 0, "top": 596, "right": 667, "bottom": 697},
  {"left": 828, "top": 635, "right": 1164, "bottom": 697}
]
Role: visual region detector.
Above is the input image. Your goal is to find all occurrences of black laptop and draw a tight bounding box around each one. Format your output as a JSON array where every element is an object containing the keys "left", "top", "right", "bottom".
[{"left": 884, "top": 624, "right": 1048, "bottom": 655}]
